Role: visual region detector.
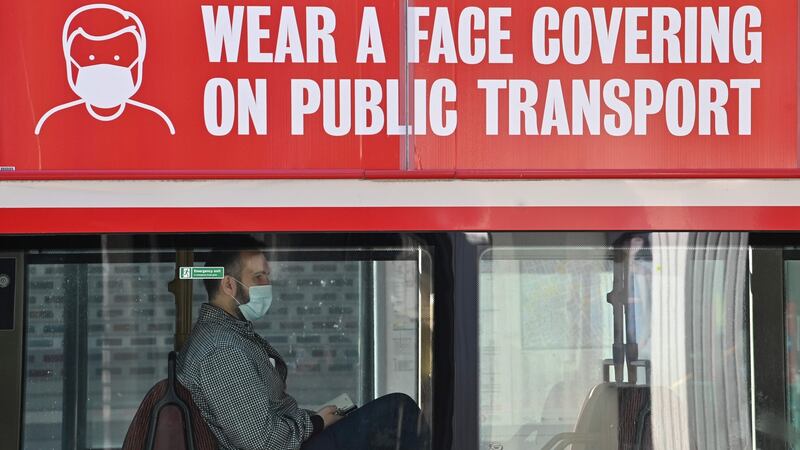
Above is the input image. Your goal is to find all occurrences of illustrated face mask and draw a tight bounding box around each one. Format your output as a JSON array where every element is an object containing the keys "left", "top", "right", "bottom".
[
  {"left": 230, "top": 278, "right": 273, "bottom": 321},
  {"left": 64, "top": 25, "right": 144, "bottom": 109},
  {"left": 71, "top": 60, "right": 138, "bottom": 108}
]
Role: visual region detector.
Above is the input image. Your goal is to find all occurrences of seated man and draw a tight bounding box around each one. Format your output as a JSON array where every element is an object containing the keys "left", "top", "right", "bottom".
[{"left": 177, "top": 245, "right": 427, "bottom": 450}]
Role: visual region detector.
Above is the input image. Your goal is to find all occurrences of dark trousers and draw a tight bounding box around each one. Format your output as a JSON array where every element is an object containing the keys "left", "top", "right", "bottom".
[{"left": 301, "top": 393, "right": 428, "bottom": 450}]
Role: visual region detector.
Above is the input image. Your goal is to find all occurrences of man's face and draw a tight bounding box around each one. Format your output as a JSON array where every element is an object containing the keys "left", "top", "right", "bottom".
[{"left": 235, "top": 252, "right": 271, "bottom": 303}]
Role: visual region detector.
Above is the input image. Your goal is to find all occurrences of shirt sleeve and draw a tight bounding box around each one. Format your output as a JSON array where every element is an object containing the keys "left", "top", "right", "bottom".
[
  {"left": 197, "top": 345, "right": 313, "bottom": 450},
  {"left": 302, "top": 409, "right": 325, "bottom": 436}
]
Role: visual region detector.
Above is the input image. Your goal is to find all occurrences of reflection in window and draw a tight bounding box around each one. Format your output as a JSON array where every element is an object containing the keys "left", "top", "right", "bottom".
[
  {"left": 23, "top": 264, "right": 67, "bottom": 450},
  {"left": 23, "top": 249, "right": 432, "bottom": 450},
  {"left": 788, "top": 260, "right": 800, "bottom": 433},
  {"left": 84, "top": 262, "right": 175, "bottom": 448},
  {"left": 23, "top": 261, "right": 175, "bottom": 450},
  {"left": 479, "top": 251, "right": 614, "bottom": 448},
  {"left": 479, "top": 232, "right": 752, "bottom": 450},
  {"left": 23, "top": 247, "right": 432, "bottom": 450}
]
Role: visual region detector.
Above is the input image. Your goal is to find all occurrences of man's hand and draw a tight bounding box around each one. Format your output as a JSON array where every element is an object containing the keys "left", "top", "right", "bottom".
[{"left": 317, "top": 405, "right": 343, "bottom": 428}]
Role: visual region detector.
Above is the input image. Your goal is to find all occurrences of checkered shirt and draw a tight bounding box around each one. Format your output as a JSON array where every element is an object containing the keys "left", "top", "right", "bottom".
[{"left": 177, "top": 303, "right": 315, "bottom": 450}]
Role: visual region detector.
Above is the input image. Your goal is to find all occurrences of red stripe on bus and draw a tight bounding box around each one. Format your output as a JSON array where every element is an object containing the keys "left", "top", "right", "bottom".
[
  {"left": 7, "top": 169, "right": 800, "bottom": 180},
  {"left": 1, "top": 206, "right": 800, "bottom": 233}
]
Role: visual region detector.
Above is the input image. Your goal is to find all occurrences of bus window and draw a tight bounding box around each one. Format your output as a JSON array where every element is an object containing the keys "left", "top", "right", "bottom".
[
  {"left": 18, "top": 231, "right": 800, "bottom": 449},
  {"left": 23, "top": 258, "right": 177, "bottom": 450},
  {"left": 19, "top": 237, "right": 434, "bottom": 450},
  {"left": 786, "top": 256, "right": 800, "bottom": 435},
  {"left": 478, "top": 232, "right": 753, "bottom": 450}
]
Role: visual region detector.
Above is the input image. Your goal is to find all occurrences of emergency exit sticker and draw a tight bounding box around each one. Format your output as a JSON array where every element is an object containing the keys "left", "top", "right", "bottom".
[{"left": 180, "top": 267, "right": 224, "bottom": 280}]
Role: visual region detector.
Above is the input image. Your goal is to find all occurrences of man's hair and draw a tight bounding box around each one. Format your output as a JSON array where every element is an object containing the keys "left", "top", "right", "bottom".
[{"left": 201, "top": 236, "right": 266, "bottom": 299}]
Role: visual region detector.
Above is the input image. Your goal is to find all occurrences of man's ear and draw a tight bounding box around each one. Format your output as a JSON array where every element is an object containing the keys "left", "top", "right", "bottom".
[{"left": 220, "top": 275, "right": 237, "bottom": 298}]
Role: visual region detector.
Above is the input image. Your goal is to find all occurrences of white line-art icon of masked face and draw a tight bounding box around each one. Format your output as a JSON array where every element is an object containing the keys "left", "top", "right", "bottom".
[{"left": 35, "top": 4, "right": 175, "bottom": 135}]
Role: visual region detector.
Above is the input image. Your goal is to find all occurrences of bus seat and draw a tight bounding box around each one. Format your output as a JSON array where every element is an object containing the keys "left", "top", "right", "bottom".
[
  {"left": 541, "top": 383, "right": 651, "bottom": 450},
  {"left": 528, "top": 381, "right": 577, "bottom": 448},
  {"left": 122, "top": 351, "right": 218, "bottom": 450}
]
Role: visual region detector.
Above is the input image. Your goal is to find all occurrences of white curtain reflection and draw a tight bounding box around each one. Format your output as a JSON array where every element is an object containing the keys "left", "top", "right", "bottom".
[{"left": 650, "top": 232, "right": 751, "bottom": 450}]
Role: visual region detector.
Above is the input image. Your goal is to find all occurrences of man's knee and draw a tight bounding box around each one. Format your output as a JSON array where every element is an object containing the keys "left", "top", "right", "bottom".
[
  {"left": 383, "top": 393, "right": 419, "bottom": 412},
  {"left": 384, "top": 392, "right": 414, "bottom": 404}
]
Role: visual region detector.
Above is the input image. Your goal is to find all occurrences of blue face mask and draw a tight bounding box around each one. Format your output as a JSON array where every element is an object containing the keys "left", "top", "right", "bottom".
[{"left": 230, "top": 278, "right": 273, "bottom": 321}]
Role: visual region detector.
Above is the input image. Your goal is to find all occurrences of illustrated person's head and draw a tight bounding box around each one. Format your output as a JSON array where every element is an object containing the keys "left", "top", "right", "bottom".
[
  {"left": 62, "top": 4, "right": 146, "bottom": 110},
  {"left": 203, "top": 246, "right": 273, "bottom": 322},
  {"left": 34, "top": 3, "right": 175, "bottom": 135}
]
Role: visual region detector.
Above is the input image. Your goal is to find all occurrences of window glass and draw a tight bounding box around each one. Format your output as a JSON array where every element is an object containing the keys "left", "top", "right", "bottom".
[
  {"left": 23, "top": 264, "right": 67, "bottom": 450},
  {"left": 479, "top": 232, "right": 752, "bottom": 449},
  {"left": 23, "top": 259, "right": 175, "bottom": 450},
  {"left": 479, "top": 249, "right": 614, "bottom": 447},
  {"left": 22, "top": 241, "right": 432, "bottom": 450},
  {"left": 16, "top": 231, "right": 800, "bottom": 449},
  {"left": 786, "top": 259, "right": 800, "bottom": 432},
  {"left": 84, "top": 262, "right": 175, "bottom": 448}
]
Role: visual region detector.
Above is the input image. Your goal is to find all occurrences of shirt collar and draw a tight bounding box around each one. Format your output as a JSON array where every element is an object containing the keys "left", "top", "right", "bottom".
[{"left": 198, "top": 303, "right": 254, "bottom": 334}]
